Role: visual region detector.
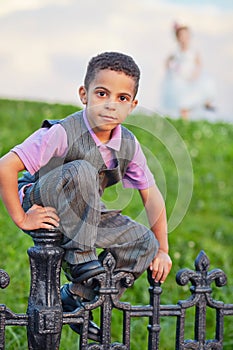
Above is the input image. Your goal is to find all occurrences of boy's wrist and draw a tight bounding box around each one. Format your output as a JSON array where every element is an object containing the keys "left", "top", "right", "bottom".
[
  {"left": 13, "top": 211, "right": 27, "bottom": 228},
  {"left": 158, "top": 247, "right": 169, "bottom": 255}
]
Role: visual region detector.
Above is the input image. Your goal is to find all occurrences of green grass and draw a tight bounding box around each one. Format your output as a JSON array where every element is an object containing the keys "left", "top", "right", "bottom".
[{"left": 0, "top": 99, "right": 232, "bottom": 349}]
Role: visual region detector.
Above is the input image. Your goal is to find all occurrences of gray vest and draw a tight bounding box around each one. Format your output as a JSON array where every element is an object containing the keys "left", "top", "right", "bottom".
[{"left": 18, "top": 110, "right": 136, "bottom": 195}]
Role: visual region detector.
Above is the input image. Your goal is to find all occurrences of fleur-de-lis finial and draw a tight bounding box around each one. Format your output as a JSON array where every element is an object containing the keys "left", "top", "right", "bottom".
[{"left": 176, "top": 250, "right": 227, "bottom": 290}]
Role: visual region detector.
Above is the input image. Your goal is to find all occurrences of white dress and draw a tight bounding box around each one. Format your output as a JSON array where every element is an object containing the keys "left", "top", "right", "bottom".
[{"left": 160, "top": 47, "right": 216, "bottom": 118}]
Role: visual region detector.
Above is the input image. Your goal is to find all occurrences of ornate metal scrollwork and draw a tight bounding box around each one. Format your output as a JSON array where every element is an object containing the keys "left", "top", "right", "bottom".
[
  {"left": 175, "top": 250, "right": 230, "bottom": 349},
  {"left": 176, "top": 250, "right": 227, "bottom": 292},
  {"left": 0, "top": 269, "right": 10, "bottom": 289},
  {"left": 1, "top": 231, "right": 232, "bottom": 350}
]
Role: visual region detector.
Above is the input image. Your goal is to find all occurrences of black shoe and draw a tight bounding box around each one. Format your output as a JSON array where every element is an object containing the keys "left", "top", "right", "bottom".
[
  {"left": 70, "top": 260, "right": 105, "bottom": 283},
  {"left": 61, "top": 283, "right": 82, "bottom": 311},
  {"left": 61, "top": 283, "right": 101, "bottom": 342}
]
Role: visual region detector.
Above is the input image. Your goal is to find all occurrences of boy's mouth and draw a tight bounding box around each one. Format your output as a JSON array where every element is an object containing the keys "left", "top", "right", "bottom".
[{"left": 100, "top": 115, "right": 117, "bottom": 122}]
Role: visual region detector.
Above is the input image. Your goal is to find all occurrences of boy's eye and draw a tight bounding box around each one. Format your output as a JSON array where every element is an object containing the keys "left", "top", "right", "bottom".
[
  {"left": 119, "top": 95, "right": 128, "bottom": 102},
  {"left": 97, "top": 91, "right": 106, "bottom": 97}
]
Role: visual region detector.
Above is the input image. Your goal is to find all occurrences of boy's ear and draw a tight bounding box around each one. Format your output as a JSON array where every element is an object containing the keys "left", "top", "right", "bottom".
[
  {"left": 129, "top": 99, "right": 138, "bottom": 113},
  {"left": 79, "top": 86, "right": 88, "bottom": 105}
]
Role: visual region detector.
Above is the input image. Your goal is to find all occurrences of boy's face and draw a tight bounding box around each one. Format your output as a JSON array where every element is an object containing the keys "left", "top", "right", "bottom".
[{"left": 79, "top": 69, "right": 138, "bottom": 142}]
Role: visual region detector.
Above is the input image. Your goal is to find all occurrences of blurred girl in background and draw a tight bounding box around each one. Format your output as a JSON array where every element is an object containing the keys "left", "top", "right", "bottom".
[{"left": 161, "top": 22, "right": 216, "bottom": 120}]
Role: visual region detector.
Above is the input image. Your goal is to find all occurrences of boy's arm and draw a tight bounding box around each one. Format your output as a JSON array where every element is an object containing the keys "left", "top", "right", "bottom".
[
  {"left": 0, "top": 152, "right": 59, "bottom": 230},
  {"left": 139, "top": 185, "right": 172, "bottom": 283}
]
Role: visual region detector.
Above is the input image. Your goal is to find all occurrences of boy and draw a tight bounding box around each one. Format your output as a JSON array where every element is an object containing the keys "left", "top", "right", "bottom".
[{"left": 0, "top": 52, "right": 172, "bottom": 340}]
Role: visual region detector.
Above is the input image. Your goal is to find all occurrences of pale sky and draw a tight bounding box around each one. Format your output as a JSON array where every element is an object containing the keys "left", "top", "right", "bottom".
[{"left": 0, "top": 0, "right": 232, "bottom": 121}]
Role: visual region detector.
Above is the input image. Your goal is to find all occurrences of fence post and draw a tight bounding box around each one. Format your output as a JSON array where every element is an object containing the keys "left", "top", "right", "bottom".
[
  {"left": 147, "top": 270, "right": 162, "bottom": 350},
  {"left": 0, "top": 269, "right": 10, "bottom": 350},
  {"left": 27, "top": 229, "right": 64, "bottom": 350}
]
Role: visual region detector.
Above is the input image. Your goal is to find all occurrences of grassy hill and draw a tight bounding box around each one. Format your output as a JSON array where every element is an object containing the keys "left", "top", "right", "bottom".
[{"left": 0, "top": 99, "right": 232, "bottom": 349}]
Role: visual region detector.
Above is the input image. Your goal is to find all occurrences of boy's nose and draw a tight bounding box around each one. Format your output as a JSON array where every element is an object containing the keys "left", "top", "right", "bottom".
[{"left": 105, "top": 101, "right": 117, "bottom": 110}]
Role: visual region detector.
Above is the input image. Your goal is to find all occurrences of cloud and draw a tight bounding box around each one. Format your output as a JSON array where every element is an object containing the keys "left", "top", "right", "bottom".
[{"left": 0, "top": 0, "right": 75, "bottom": 17}]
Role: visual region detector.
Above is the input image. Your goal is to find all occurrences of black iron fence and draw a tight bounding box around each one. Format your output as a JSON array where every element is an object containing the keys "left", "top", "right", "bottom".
[{"left": 0, "top": 229, "right": 233, "bottom": 349}]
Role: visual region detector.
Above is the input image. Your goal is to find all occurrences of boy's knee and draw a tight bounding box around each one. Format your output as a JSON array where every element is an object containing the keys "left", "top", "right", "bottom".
[
  {"left": 146, "top": 230, "right": 159, "bottom": 257},
  {"left": 67, "top": 159, "right": 97, "bottom": 172},
  {"left": 63, "top": 160, "right": 98, "bottom": 182}
]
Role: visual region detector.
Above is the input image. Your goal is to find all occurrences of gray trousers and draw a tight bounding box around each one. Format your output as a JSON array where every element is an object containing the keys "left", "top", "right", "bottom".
[{"left": 23, "top": 160, "right": 158, "bottom": 279}]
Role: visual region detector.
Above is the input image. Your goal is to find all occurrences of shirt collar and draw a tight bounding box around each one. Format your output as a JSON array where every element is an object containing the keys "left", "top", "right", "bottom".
[{"left": 83, "top": 108, "right": 121, "bottom": 151}]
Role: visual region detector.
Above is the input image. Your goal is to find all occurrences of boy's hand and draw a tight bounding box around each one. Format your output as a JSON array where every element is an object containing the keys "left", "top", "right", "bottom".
[
  {"left": 18, "top": 204, "right": 60, "bottom": 231},
  {"left": 149, "top": 249, "right": 172, "bottom": 284}
]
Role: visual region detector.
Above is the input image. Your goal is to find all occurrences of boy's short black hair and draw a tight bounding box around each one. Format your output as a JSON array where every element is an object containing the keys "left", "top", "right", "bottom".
[{"left": 84, "top": 52, "right": 140, "bottom": 98}]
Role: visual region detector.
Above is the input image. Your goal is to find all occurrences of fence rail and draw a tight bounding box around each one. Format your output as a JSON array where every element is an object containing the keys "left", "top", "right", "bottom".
[{"left": 0, "top": 229, "right": 233, "bottom": 349}]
